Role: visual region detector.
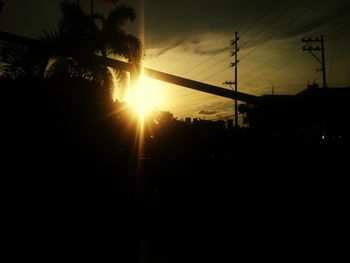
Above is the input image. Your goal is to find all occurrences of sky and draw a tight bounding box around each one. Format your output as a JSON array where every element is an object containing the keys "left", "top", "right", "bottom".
[{"left": 1, "top": 0, "right": 350, "bottom": 120}]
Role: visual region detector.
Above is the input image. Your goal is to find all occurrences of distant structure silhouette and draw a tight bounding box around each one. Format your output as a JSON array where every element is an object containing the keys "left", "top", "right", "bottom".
[{"left": 248, "top": 86, "right": 350, "bottom": 142}]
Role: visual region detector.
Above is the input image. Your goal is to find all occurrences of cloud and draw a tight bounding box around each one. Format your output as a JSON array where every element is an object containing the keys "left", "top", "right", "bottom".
[
  {"left": 199, "top": 110, "right": 218, "bottom": 115},
  {"left": 127, "top": 0, "right": 350, "bottom": 51},
  {"left": 144, "top": 37, "right": 193, "bottom": 59},
  {"left": 145, "top": 32, "right": 231, "bottom": 60},
  {"left": 192, "top": 46, "right": 229, "bottom": 56},
  {"left": 126, "top": 0, "right": 350, "bottom": 64}
]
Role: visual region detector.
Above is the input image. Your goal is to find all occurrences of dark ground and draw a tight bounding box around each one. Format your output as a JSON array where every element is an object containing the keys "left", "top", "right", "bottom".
[{"left": 2, "top": 79, "right": 348, "bottom": 262}]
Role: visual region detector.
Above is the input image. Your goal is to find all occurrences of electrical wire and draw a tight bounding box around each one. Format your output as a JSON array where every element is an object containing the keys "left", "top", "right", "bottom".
[
  {"left": 240, "top": 0, "right": 323, "bottom": 61},
  {"left": 240, "top": 0, "right": 283, "bottom": 38},
  {"left": 240, "top": 0, "right": 299, "bottom": 50}
]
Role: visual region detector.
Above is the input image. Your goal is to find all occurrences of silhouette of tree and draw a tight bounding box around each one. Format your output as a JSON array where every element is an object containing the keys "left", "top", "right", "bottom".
[
  {"left": 45, "top": 0, "right": 142, "bottom": 85},
  {"left": 0, "top": 0, "right": 142, "bottom": 89},
  {"left": 152, "top": 110, "right": 177, "bottom": 126},
  {"left": 0, "top": 42, "right": 52, "bottom": 79},
  {"left": 148, "top": 110, "right": 178, "bottom": 136}
]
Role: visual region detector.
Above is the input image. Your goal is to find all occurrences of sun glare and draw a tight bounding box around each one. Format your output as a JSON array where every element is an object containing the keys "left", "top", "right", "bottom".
[{"left": 124, "top": 75, "right": 164, "bottom": 118}]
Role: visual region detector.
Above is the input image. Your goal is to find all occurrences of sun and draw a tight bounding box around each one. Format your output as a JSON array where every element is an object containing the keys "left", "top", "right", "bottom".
[{"left": 124, "top": 75, "right": 164, "bottom": 118}]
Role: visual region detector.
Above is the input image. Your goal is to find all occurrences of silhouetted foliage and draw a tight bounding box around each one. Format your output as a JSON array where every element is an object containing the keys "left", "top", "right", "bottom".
[
  {"left": 0, "top": 0, "right": 142, "bottom": 90},
  {"left": 0, "top": 42, "right": 51, "bottom": 79},
  {"left": 41, "top": 1, "right": 141, "bottom": 92},
  {"left": 1, "top": 1, "right": 349, "bottom": 262},
  {"left": 150, "top": 110, "right": 176, "bottom": 127},
  {"left": 2, "top": 76, "right": 349, "bottom": 263},
  {"left": 1, "top": 2, "right": 143, "bottom": 260}
]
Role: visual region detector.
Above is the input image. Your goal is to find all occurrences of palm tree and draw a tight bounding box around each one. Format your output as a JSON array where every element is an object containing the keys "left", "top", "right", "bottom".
[
  {"left": 43, "top": 0, "right": 142, "bottom": 97},
  {"left": 0, "top": 41, "right": 52, "bottom": 79},
  {"left": 1, "top": 0, "right": 142, "bottom": 88}
]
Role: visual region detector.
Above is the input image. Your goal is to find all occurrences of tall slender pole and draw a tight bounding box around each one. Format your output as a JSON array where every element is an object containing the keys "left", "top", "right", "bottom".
[
  {"left": 225, "top": 32, "right": 240, "bottom": 127},
  {"left": 234, "top": 32, "right": 238, "bottom": 128},
  {"left": 302, "top": 35, "right": 327, "bottom": 88},
  {"left": 320, "top": 35, "right": 327, "bottom": 88}
]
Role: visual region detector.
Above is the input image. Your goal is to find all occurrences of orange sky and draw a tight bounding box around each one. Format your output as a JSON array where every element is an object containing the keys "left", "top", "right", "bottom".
[{"left": 0, "top": 0, "right": 349, "bottom": 120}]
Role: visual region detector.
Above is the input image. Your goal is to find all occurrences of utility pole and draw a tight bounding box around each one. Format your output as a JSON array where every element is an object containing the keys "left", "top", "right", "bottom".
[
  {"left": 224, "top": 32, "right": 240, "bottom": 127},
  {"left": 302, "top": 35, "right": 327, "bottom": 88},
  {"left": 232, "top": 32, "right": 239, "bottom": 128}
]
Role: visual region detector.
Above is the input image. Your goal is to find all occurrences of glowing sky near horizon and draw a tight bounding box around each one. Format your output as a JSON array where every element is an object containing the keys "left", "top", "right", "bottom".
[{"left": 0, "top": 0, "right": 349, "bottom": 120}]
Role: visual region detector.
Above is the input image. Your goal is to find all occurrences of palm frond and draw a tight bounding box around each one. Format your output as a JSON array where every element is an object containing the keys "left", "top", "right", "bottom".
[
  {"left": 59, "top": 0, "right": 91, "bottom": 35},
  {"left": 40, "top": 27, "right": 61, "bottom": 43},
  {"left": 0, "top": 42, "right": 51, "bottom": 78},
  {"left": 107, "top": 34, "right": 143, "bottom": 63},
  {"left": 106, "top": 4, "right": 136, "bottom": 29}
]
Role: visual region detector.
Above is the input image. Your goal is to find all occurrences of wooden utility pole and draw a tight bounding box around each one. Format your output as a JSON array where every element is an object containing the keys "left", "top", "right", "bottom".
[
  {"left": 320, "top": 35, "right": 327, "bottom": 89},
  {"left": 225, "top": 32, "right": 240, "bottom": 127},
  {"left": 302, "top": 35, "right": 327, "bottom": 88}
]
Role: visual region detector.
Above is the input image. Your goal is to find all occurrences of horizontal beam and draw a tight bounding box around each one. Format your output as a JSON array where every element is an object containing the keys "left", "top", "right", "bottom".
[
  {"left": 143, "top": 68, "right": 259, "bottom": 103},
  {"left": 0, "top": 30, "right": 259, "bottom": 103}
]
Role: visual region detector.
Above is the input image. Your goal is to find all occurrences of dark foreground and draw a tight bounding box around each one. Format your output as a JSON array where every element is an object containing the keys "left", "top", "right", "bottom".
[{"left": 2, "top": 79, "right": 348, "bottom": 262}]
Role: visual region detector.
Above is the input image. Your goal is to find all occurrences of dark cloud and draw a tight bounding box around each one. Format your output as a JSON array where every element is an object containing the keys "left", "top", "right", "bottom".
[
  {"left": 0, "top": 0, "right": 349, "bottom": 52},
  {"left": 192, "top": 46, "right": 229, "bottom": 56},
  {"left": 268, "top": 1, "right": 350, "bottom": 40},
  {"left": 128, "top": 0, "right": 350, "bottom": 49},
  {"left": 199, "top": 110, "right": 217, "bottom": 116},
  {"left": 135, "top": 0, "right": 272, "bottom": 47}
]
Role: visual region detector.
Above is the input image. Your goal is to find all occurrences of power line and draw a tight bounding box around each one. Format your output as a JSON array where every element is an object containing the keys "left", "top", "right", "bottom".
[
  {"left": 246, "top": 18, "right": 349, "bottom": 86},
  {"left": 190, "top": 0, "right": 348, "bottom": 87},
  {"left": 262, "top": 51, "right": 304, "bottom": 79},
  {"left": 241, "top": 59, "right": 272, "bottom": 87},
  {"left": 240, "top": 0, "right": 323, "bottom": 61},
  {"left": 201, "top": 41, "right": 301, "bottom": 85},
  {"left": 250, "top": 48, "right": 301, "bottom": 79},
  {"left": 191, "top": 55, "right": 229, "bottom": 79},
  {"left": 245, "top": 50, "right": 303, "bottom": 88},
  {"left": 238, "top": 52, "right": 304, "bottom": 94},
  {"left": 240, "top": 0, "right": 283, "bottom": 38},
  {"left": 179, "top": 40, "right": 234, "bottom": 78},
  {"left": 180, "top": 53, "right": 222, "bottom": 77},
  {"left": 200, "top": 67, "right": 230, "bottom": 84},
  {"left": 240, "top": 44, "right": 300, "bottom": 80},
  {"left": 239, "top": 5, "right": 349, "bottom": 84},
  {"left": 328, "top": 0, "right": 343, "bottom": 85},
  {"left": 240, "top": 0, "right": 298, "bottom": 50}
]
